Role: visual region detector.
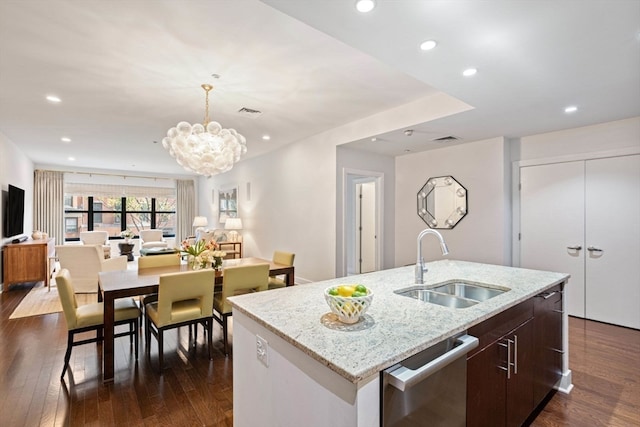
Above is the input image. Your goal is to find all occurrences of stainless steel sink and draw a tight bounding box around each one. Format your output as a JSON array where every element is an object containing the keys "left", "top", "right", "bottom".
[
  {"left": 396, "top": 289, "right": 478, "bottom": 308},
  {"left": 431, "top": 282, "right": 506, "bottom": 302},
  {"left": 395, "top": 281, "right": 509, "bottom": 309}
]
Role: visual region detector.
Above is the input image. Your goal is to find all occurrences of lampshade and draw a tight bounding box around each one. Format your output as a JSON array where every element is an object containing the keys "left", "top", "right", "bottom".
[
  {"left": 224, "top": 218, "right": 243, "bottom": 230},
  {"left": 192, "top": 216, "right": 208, "bottom": 227}
]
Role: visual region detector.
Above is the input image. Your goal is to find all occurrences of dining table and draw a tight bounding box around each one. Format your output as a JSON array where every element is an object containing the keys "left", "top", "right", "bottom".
[{"left": 98, "top": 257, "right": 294, "bottom": 382}]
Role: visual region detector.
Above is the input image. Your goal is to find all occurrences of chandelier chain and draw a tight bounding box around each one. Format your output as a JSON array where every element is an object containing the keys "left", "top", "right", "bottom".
[{"left": 201, "top": 84, "right": 213, "bottom": 126}]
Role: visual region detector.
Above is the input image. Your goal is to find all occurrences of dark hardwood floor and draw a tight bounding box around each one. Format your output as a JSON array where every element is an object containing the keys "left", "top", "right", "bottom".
[{"left": 1, "top": 281, "right": 638, "bottom": 426}]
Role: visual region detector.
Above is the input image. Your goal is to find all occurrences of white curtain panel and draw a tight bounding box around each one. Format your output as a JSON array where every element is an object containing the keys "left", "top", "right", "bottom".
[
  {"left": 176, "top": 179, "right": 195, "bottom": 244},
  {"left": 34, "top": 170, "right": 64, "bottom": 245}
]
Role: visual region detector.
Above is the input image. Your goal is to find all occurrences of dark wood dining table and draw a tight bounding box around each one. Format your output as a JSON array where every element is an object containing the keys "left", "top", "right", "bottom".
[{"left": 98, "top": 257, "right": 294, "bottom": 382}]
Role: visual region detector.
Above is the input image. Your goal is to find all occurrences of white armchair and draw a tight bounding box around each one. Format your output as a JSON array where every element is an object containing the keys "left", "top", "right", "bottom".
[
  {"left": 79, "top": 231, "right": 111, "bottom": 259},
  {"left": 55, "top": 245, "right": 127, "bottom": 293},
  {"left": 139, "top": 229, "right": 168, "bottom": 250}
]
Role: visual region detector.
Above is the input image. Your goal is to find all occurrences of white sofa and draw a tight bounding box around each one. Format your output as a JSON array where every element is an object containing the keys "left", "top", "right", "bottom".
[
  {"left": 79, "top": 230, "right": 111, "bottom": 259},
  {"left": 55, "top": 245, "right": 127, "bottom": 293}
]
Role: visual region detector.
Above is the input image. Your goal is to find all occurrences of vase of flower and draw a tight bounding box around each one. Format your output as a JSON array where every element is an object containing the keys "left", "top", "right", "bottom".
[
  {"left": 120, "top": 229, "right": 135, "bottom": 243},
  {"left": 181, "top": 239, "right": 225, "bottom": 270}
]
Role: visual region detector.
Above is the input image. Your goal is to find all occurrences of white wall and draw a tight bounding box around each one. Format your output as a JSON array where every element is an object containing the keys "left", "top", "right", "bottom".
[
  {"left": 395, "top": 137, "right": 510, "bottom": 267},
  {"left": 200, "top": 92, "right": 467, "bottom": 282},
  {"left": 1, "top": 132, "right": 35, "bottom": 288},
  {"left": 517, "top": 116, "right": 640, "bottom": 161}
]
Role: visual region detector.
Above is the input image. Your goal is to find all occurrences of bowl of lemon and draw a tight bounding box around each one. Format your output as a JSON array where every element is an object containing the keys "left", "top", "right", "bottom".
[{"left": 324, "top": 284, "right": 373, "bottom": 324}]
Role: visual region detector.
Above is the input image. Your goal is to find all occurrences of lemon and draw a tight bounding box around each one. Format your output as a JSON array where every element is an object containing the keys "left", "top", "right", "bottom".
[{"left": 337, "top": 285, "right": 356, "bottom": 297}]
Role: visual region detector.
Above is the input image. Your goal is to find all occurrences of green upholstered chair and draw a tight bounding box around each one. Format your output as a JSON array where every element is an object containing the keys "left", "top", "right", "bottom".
[
  {"left": 213, "top": 263, "right": 269, "bottom": 355},
  {"left": 56, "top": 268, "right": 140, "bottom": 379},
  {"left": 268, "top": 251, "right": 295, "bottom": 289},
  {"left": 144, "top": 269, "right": 215, "bottom": 372}
]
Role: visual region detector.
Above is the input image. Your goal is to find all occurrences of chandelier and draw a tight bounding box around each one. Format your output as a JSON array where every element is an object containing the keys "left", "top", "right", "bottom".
[{"left": 162, "top": 84, "right": 247, "bottom": 176}]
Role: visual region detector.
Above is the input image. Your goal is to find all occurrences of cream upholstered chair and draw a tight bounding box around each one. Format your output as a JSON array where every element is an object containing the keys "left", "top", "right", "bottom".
[
  {"left": 139, "top": 229, "right": 168, "bottom": 249},
  {"left": 80, "top": 231, "right": 111, "bottom": 259},
  {"left": 137, "top": 253, "right": 182, "bottom": 323},
  {"left": 145, "top": 269, "right": 215, "bottom": 371},
  {"left": 268, "top": 251, "right": 295, "bottom": 290},
  {"left": 55, "top": 245, "right": 127, "bottom": 293},
  {"left": 213, "top": 263, "right": 269, "bottom": 355},
  {"left": 56, "top": 269, "right": 140, "bottom": 379}
]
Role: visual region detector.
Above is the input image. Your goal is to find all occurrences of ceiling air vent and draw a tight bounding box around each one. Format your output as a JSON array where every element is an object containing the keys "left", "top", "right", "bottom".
[
  {"left": 432, "top": 135, "right": 460, "bottom": 143},
  {"left": 237, "top": 107, "right": 263, "bottom": 118}
]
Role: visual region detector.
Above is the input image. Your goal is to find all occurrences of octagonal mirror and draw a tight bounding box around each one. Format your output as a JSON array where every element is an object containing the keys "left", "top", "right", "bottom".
[{"left": 417, "top": 176, "right": 467, "bottom": 229}]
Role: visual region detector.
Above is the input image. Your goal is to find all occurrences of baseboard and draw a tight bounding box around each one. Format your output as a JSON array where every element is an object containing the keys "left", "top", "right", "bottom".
[{"left": 557, "top": 369, "right": 573, "bottom": 394}]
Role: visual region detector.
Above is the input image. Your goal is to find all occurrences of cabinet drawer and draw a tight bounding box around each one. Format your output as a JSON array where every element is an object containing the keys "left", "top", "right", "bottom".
[{"left": 468, "top": 298, "right": 534, "bottom": 357}]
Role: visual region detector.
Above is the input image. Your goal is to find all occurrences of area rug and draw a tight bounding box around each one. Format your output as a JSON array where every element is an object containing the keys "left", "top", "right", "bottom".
[{"left": 9, "top": 280, "right": 97, "bottom": 319}]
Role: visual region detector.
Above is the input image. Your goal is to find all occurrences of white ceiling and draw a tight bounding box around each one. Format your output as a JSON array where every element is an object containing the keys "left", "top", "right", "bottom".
[{"left": 1, "top": 0, "right": 638, "bottom": 176}]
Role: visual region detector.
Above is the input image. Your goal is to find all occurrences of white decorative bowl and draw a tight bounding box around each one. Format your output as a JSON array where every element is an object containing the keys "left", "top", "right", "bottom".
[{"left": 324, "top": 286, "right": 373, "bottom": 324}]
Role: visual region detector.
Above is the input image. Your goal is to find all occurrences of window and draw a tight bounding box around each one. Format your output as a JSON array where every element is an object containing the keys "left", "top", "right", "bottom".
[
  {"left": 65, "top": 217, "right": 78, "bottom": 234},
  {"left": 63, "top": 194, "right": 176, "bottom": 241}
]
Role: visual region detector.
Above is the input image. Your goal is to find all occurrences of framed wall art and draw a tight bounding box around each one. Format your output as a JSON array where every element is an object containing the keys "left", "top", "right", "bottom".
[{"left": 218, "top": 186, "right": 238, "bottom": 223}]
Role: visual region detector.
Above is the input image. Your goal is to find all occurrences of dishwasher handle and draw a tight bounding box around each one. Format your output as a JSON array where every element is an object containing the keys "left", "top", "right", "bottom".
[{"left": 386, "top": 334, "right": 479, "bottom": 392}]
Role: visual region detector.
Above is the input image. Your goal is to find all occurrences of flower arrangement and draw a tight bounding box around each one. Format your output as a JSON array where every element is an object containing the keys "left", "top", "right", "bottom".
[
  {"left": 120, "top": 229, "right": 135, "bottom": 241},
  {"left": 180, "top": 239, "right": 226, "bottom": 270}
]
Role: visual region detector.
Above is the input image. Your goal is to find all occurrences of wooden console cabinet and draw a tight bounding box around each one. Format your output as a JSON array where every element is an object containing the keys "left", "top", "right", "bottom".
[
  {"left": 2, "top": 238, "right": 55, "bottom": 290},
  {"left": 219, "top": 241, "right": 242, "bottom": 259}
]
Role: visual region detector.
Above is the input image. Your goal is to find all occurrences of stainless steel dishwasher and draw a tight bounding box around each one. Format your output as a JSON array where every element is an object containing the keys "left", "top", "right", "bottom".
[{"left": 381, "top": 333, "right": 479, "bottom": 427}]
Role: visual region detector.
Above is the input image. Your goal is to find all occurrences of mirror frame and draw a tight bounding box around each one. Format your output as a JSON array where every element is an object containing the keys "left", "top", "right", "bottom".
[{"left": 417, "top": 175, "right": 468, "bottom": 229}]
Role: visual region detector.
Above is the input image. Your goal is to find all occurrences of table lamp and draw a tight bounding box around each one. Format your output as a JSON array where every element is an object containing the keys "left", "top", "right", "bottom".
[
  {"left": 225, "top": 218, "right": 243, "bottom": 242},
  {"left": 192, "top": 216, "right": 208, "bottom": 235}
]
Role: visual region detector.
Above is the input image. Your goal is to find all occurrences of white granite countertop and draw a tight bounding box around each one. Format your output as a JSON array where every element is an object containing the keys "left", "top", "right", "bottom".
[{"left": 228, "top": 260, "right": 569, "bottom": 384}]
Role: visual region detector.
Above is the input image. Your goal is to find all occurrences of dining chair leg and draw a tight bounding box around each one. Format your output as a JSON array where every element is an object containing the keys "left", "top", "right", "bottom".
[
  {"left": 133, "top": 321, "right": 139, "bottom": 360},
  {"left": 222, "top": 315, "right": 229, "bottom": 356},
  {"left": 207, "top": 319, "right": 213, "bottom": 360},
  {"left": 145, "top": 316, "right": 151, "bottom": 357},
  {"left": 61, "top": 331, "right": 73, "bottom": 379},
  {"left": 158, "top": 329, "right": 164, "bottom": 371}
]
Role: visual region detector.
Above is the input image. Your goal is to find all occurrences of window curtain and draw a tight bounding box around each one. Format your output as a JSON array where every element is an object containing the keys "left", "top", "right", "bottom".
[
  {"left": 176, "top": 179, "right": 195, "bottom": 244},
  {"left": 34, "top": 170, "right": 64, "bottom": 245}
]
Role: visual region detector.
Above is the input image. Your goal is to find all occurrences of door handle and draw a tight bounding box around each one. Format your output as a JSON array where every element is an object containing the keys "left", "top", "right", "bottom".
[
  {"left": 386, "top": 334, "right": 479, "bottom": 391},
  {"left": 587, "top": 246, "right": 603, "bottom": 252},
  {"left": 566, "top": 245, "right": 582, "bottom": 251}
]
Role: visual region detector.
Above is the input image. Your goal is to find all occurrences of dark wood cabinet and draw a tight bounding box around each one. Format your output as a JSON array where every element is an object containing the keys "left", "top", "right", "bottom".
[
  {"left": 533, "top": 283, "right": 564, "bottom": 407},
  {"left": 467, "top": 299, "right": 535, "bottom": 427},
  {"left": 467, "top": 283, "right": 566, "bottom": 427},
  {"left": 2, "top": 238, "right": 55, "bottom": 290}
]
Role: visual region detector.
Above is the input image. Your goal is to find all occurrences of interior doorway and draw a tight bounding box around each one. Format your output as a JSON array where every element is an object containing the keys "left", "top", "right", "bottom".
[{"left": 344, "top": 170, "right": 383, "bottom": 276}]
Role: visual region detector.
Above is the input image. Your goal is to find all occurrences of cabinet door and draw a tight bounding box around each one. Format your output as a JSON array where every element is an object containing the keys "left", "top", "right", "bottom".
[
  {"left": 533, "top": 285, "right": 563, "bottom": 407},
  {"left": 505, "top": 319, "right": 534, "bottom": 427},
  {"left": 467, "top": 342, "right": 506, "bottom": 427},
  {"left": 585, "top": 155, "right": 640, "bottom": 329}
]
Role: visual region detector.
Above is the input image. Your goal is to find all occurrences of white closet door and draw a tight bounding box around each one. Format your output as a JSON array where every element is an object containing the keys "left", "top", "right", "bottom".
[
  {"left": 520, "top": 161, "right": 586, "bottom": 317},
  {"left": 585, "top": 155, "right": 640, "bottom": 329}
]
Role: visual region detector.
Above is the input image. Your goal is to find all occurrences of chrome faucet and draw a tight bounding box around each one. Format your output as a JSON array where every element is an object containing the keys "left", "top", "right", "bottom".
[{"left": 415, "top": 229, "right": 449, "bottom": 284}]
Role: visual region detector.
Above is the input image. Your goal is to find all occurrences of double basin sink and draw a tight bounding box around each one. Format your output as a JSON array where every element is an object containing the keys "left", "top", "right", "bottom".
[{"left": 395, "top": 281, "right": 509, "bottom": 308}]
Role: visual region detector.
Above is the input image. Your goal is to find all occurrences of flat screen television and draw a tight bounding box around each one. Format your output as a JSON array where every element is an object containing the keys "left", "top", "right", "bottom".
[{"left": 5, "top": 184, "right": 25, "bottom": 238}]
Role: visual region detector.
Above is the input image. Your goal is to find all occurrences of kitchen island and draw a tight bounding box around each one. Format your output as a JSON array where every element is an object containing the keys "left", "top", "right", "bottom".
[{"left": 228, "top": 260, "right": 572, "bottom": 426}]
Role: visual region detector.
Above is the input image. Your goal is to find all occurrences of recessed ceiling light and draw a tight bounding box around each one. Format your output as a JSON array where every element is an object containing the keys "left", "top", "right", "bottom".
[
  {"left": 61, "top": 137, "right": 71, "bottom": 143},
  {"left": 355, "top": 0, "right": 375, "bottom": 13},
  {"left": 371, "top": 137, "right": 377, "bottom": 142},
  {"left": 462, "top": 68, "right": 477, "bottom": 77},
  {"left": 68, "top": 156, "right": 75, "bottom": 161},
  {"left": 564, "top": 106, "right": 578, "bottom": 113},
  {"left": 420, "top": 40, "right": 437, "bottom": 51},
  {"left": 46, "top": 95, "right": 61, "bottom": 103},
  {"left": 262, "top": 134, "right": 271, "bottom": 141}
]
